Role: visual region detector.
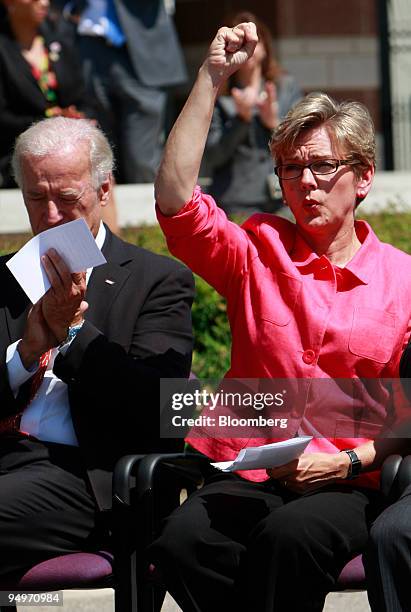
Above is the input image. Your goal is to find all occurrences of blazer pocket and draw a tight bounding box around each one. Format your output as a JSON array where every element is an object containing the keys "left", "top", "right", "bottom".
[
  {"left": 253, "top": 269, "right": 301, "bottom": 327},
  {"left": 348, "top": 307, "right": 396, "bottom": 364},
  {"left": 334, "top": 418, "right": 383, "bottom": 439}
]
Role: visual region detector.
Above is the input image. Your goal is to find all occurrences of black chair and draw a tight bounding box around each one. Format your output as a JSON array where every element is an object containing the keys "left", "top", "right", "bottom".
[
  {"left": 0, "top": 452, "right": 406, "bottom": 612},
  {"left": 130, "top": 451, "right": 405, "bottom": 610},
  {"left": 0, "top": 454, "right": 148, "bottom": 612}
]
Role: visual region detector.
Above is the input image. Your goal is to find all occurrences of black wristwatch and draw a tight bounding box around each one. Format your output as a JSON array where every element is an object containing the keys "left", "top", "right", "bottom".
[{"left": 341, "top": 449, "right": 362, "bottom": 479}]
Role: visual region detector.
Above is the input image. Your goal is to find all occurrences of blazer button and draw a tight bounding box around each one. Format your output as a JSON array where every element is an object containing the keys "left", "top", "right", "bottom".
[{"left": 302, "top": 349, "right": 316, "bottom": 365}]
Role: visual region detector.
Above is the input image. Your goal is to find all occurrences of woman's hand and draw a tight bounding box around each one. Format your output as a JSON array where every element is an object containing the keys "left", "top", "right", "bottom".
[
  {"left": 205, "top": 22, "right": 258, "bottom": 87},
  {"left": 257, "top": 81, "right": 279, "bottom": 130},
  {"left": 267, "top": 452, "right": 351, "bottom": 493}
]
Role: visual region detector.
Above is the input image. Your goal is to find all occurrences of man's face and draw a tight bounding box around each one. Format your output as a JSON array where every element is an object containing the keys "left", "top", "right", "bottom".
[
  {"left": 279, "top": 126, "right": 373, "bottom": 239},
  {"left": 21, "top": 144, "right": 110, "bottom": 237}
]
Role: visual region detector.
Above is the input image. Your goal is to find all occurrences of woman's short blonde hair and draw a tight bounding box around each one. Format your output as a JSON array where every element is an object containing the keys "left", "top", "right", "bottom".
[{"left": 270, "top": 92, "right": 376, "bottom": 178}]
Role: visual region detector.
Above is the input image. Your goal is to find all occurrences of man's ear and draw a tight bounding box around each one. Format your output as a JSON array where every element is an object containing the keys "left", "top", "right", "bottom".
[
  {"left": 99, "top": 174, "right": 112, "bottom": 208},
  {"left": 356, "top": 165, "right": 375, "bottom": 202}
]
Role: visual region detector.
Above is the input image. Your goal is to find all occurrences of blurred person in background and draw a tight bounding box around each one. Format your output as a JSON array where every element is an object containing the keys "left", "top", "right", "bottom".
[
  {"left": 65, "top": 0, "right": 187, "bottom": 184},
  {"left": 0, "top": 0, "right": 92, "bottom": 187},
  {"left": 202, "top": 10, "right": 302, "bottom": 216},
  {"left": 0, "top": 0, "right": 120, "bottom": 232}
]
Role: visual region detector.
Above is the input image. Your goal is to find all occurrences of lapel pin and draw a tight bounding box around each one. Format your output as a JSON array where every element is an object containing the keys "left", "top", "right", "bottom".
[{"left": 105, "top": 279, "right": 115, "bottom": 285}]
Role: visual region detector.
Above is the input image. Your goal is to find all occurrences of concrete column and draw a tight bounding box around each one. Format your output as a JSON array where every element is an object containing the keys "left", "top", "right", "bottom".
[{"left": 388, "top": 0, "right": 411, "bottom": 169}]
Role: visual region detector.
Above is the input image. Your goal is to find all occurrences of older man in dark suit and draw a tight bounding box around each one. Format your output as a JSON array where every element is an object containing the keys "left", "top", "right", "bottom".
[
  {"left": 67, "top": 0, "right": 187, "bottom": 183},
  {"left": 0, "top": 116, "right": 194, "bottom": 575}
]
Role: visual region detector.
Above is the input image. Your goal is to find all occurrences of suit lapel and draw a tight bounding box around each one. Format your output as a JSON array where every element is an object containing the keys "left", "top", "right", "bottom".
[
  {"left": 1, "top": 264, "right": 31, "bottom": 344},
  {"left": 85, "top": 228, "right": 131, "bottom": 327},
  {"left": 4, "top": 302, "right": 30, "bottom": 344}
]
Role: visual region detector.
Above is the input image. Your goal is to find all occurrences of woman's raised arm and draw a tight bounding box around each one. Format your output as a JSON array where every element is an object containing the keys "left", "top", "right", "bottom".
[{"left": 154, "top": 22, "right": 258, "bottom": 216}]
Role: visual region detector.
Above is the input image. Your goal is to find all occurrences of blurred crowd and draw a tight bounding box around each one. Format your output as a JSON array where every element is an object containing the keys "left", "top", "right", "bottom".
[
  {"left": 0, "top": 0, "right": 187, "bottom": 189},
  {"left": 0, "top": 2, "right": 302, "bottom": 222}
]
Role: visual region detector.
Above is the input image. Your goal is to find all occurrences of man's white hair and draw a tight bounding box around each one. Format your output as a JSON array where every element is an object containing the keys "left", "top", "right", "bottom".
[{"left": 11, "top": 117, "right": 114, "bottom": 189}]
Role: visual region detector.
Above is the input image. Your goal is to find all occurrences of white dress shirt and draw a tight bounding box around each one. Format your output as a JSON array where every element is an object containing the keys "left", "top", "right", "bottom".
[{"left": 6, "top": 223, "right": 106, "bottom": 445}]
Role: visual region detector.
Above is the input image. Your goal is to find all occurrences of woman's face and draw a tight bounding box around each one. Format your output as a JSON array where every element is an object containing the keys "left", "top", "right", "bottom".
[
  {"left": 4, "top": 0, "right": 49, "bottom": 25},
  {"left": 278, "top": 126, "right": 374, "bottom": 241},
  {"left": 244, "top": 40, "right": 266, "bottom": 70}
]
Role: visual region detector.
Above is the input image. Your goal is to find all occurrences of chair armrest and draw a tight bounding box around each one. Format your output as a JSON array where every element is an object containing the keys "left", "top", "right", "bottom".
[
  {"left": 113, "top": 454, "right": 145, "bottom": 506},
  {"left": 133, "top": 452, "right": 211, "bottom": 546},
  {"left": 135, "top": 452, "right": 211, "bottom": 501},
  {"left": 380, "top": 454, "right": 403, "bottom": 499},
  {"left": 110, "top": 452, "right": 211, "bottom": 611}
]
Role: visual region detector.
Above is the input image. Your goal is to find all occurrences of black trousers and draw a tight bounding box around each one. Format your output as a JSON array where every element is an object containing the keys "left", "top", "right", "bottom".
[
  {"left": 364, "top": 482, "right": 411, "bottom": 612},
  {"left": 150, "top": 471, "right": 384, "bottom": 612},
  {"left": 0, "top": 435, "right": 102, "bottom": 577}
]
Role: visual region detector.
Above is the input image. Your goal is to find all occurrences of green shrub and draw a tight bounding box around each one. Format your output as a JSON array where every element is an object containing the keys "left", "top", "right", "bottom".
[{"left": 2, "top": 210, "right": 411, "bottom": 379}]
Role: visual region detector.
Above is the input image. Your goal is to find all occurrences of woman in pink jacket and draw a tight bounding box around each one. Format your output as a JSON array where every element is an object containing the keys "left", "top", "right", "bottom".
[{"left": 152, "top": 22, "right": 411, "bottom": 612}]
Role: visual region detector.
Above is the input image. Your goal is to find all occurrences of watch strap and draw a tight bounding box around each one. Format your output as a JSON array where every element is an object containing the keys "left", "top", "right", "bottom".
[
  {"left": 58, "top": 322, "right": 84, "bottom": 350},
  {"left": 341, "top": 449, "right": 362, "bottom": 479}
]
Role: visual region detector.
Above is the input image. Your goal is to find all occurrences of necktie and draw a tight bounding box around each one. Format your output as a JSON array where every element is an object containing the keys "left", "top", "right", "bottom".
[{"left": 0, "top": 349, "right": 52, "bottom": 436}]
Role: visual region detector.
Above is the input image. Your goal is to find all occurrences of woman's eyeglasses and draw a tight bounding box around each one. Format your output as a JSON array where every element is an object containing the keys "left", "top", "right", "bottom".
[{"left": 274, "top": 159, "right": 359, "bottom": 180}]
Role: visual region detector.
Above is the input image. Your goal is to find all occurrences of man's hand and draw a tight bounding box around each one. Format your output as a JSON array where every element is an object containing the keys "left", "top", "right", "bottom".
[
  {"left": 205, "top": 22, "right": 258, "bottom": 86},
  {"left": 267, "top": 452, "right": 351, "bottom": 494},
  {"left": 18, "top": 301, "right": 58, "bottom": 369},
  {"left": 41, "top": 249, "right": 88, "bottom": 343}
]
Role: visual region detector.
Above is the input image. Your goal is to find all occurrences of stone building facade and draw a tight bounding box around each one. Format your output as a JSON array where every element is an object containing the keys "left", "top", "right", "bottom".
[{"left": 173, "top": 0, "right": 410, "bottom": 170}]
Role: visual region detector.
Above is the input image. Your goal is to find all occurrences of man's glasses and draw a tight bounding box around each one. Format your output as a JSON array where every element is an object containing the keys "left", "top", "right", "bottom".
[{"left": 274, "top": 159, "right": 359, "bottom": 180}]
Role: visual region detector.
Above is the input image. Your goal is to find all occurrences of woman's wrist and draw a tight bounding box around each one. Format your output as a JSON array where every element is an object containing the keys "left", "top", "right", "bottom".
[{"left": 335, "top": 451, "right": 352, "bottom": 479}]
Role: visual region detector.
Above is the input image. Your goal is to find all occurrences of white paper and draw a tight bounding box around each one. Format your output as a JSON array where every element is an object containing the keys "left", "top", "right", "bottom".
[
  {"left": 6, "top": 218, "right": 106, "bottom": 303},
  {"left": 211, "top": 436, "right": 312, "bottom": 472}
]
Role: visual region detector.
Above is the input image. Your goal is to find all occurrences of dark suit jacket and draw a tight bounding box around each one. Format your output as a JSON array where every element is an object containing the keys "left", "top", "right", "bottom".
[
  {"left": 72, "top": 0, "right": 187, "bottom": 87},
  {"left": 0, "top": 19, "right": 93, "bottom": 183},
  {"left": 0, "top": 227, "right": 194, "bottom": 509}
]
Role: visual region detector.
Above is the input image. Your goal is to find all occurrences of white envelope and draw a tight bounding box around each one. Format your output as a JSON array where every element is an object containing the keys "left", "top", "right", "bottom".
[
  {"left": 211, "top": 436, "right": 312, "bottom": 472},
  {"left": 6, "top": 218, "right": 107, "bottom": 303}
]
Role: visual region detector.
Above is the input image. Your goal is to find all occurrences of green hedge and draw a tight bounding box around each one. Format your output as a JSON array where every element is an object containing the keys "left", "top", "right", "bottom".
[{"left": 2, "top": 209, "right": 411, "bottom": 378}]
